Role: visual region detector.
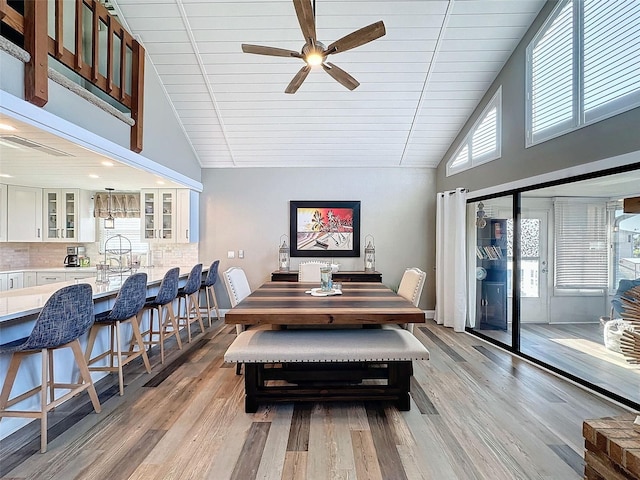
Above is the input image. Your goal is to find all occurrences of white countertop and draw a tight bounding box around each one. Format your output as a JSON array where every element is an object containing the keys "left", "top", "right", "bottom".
[
  {"left": 0, "top": 266, "right": 196, "bottom": 323},
  {"left": 0, "top": 267, "right": 97, "bottom": 275}
]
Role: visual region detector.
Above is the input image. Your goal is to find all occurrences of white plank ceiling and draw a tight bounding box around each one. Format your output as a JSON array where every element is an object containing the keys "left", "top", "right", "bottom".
[{"left": 111, "top": 0, "right": 547, "bottom": 169}]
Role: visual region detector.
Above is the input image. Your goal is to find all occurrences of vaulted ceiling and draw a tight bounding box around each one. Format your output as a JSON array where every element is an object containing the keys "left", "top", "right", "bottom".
[{"left": 111, "top": 0, "right": 547, "bottom": 169}]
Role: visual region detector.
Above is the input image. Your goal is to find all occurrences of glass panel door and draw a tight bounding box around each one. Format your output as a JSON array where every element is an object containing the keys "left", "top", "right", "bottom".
[
  {"left": 470, "top": 196, "right": 513, "bottom": 347},
  {"left": 64, "top": 192, "right": 76, "bottom": 239},
  {"left": 143, "top": 191, "right": 155, "bottom": 240},
  {"left": 46, "top": 191, "right": 59, "bottom": 240}
]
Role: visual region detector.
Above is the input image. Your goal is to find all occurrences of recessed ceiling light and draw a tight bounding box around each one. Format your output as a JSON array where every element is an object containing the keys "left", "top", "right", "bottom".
[
  {"left": 0, "top": 173, "right": 13, "bottom": 178},
  {"left": 89, "top": 174, "right": 99, "bottom": 179},
  {"left": 101, "top": 161, "right": 114, "bottom": 167},
  {"left": 0, "top": 124, "right": 16, "bottom": 132},
  {"left": 156, "top": 180, "right": 165, "bottom": 185}
]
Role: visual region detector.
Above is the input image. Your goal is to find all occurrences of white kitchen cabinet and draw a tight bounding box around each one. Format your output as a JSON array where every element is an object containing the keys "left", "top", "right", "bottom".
[
  {"left": 36, "top": 272, "right": 66, "bottom": 285},
  {"left": 0, "top": 273, "right": 6, "bottom": 291},
  {"left": 43, "top": 189, "right": 95, "bottom": 242},
  {"left": 176, "top": 189, "right": 199, "bottom": 243},
  {"left": 141, "top": 189, "right": 177, "bottom": 243},
  {"left": 7, "top": 185, "right": 42, "bottom": 242},
  {"left": 24, "top": 271, "right": 37, "bottom": 287},
  {"left": 64, "top": 271, "right": 94, "bottom": 282},
  {"left": 0, "top": 184, "right": 7, "bottom": 242},
  {"left": 6, "top": 272, "right": 23, "bottom": 290}
]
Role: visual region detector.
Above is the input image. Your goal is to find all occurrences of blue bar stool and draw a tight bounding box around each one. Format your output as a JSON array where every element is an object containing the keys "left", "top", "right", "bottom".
[
  {"left": 199, "top": 260, "right": 221, "bottom": 327},
  {"left": 84, "top": 273, "right": 151, "bottom": 396},
  {"left": 139, "top": 267, "right": 181, "bottom": 364},
  {"left": 176, "top": 263, "right": 205, "bottom": 342},
  {"left": 0, "top": 284, "right": 101, "bottom": 453}
]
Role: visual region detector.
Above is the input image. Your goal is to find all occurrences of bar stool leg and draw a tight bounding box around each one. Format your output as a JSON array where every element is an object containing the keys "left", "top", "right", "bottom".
[
  {"left": 47, "top": 349, "right": 55, "bottom": 404},
  {"left": 129, "top": 316, "right": 152, "bottom": 374},
  {"left": 0, "top": 354, "right": 22, "bottom": 412},
  {"left": 115, "top": 322, "right": 124, "bottom": 396},
  {"left": 41, "top": 349, "right": 48, "bottom": 453},
  {"left": 192, "top": 292, "right": 205, "bottom": 335},
  {"left": 70, "top": 340, "right": 101, "bottom": 414}
]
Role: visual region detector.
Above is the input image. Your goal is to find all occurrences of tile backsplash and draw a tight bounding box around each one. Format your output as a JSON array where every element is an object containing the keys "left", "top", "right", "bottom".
[{"left": 0, "top": 242, "right": 199, "bottom": 270}]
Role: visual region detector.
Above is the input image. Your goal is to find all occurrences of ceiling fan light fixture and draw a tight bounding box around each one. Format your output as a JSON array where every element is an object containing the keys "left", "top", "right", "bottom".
[
  {"left": 305, "top": 52, "right": 323, "bottom": 66},
  {"left": 302, "top": 41, "right": 325, "bottom": 66}
]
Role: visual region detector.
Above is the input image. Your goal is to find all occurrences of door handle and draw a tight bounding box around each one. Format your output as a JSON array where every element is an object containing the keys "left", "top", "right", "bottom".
[
  {"left": 37, "top": 228, "right": 41, "bottom": 238},
  {"left": 9, "top": 278, "right": 13, "bottom": 289}
]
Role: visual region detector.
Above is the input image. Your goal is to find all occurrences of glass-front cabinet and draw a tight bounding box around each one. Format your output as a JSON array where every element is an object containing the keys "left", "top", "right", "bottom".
[
  {"left": 141, "top": 189, "right": 176, "bottom": 243},
  {"left": 43, "top": 189, "right": 94, "bottom": 242},
  {"left": 44, "top": 189, "right": 79, "bottom": 241}
]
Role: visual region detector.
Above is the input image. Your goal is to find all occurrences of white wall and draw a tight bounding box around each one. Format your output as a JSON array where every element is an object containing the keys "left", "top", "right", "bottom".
[{"left": 199, "top": 167, "right": 437, "bottom": 309}]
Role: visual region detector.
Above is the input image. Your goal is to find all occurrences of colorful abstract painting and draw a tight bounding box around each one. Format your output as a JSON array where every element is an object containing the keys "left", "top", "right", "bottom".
[{"left": 289, "top": 201, "right": 361, "bottom": 257}]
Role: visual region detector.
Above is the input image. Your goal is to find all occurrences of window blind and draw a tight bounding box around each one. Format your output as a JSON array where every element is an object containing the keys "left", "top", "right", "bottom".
[
  {"left": 472, "top": 106, "right": 497, "bottom": 158},
  {"left": 583, "top": 0, "right": 640, "bottom": 115},
  {"left": 450, "top": 144, "right": 468, "bottom": 169},
  {"left": 554, "top": 199, "right": 608, "bottom": 289},
  {"left": 531, "top": 0, "right": 574, "bottom": 137},
  {"left": 99, "top": 218, "right": 149, "bottom": 255}
]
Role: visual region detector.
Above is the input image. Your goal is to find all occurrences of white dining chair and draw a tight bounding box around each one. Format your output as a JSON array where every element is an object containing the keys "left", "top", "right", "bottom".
[
  {"left": 397, "top": 267, "right": 427, "bottom": 334},
  {"left": 223, "top": 266, "right": 252, "bottom": 335},
  {"left": 298, "top": 261, "right": 328, "bottom": 282},
  {"left": 223, "top": 266, "right": 253, "bottom": 374}
]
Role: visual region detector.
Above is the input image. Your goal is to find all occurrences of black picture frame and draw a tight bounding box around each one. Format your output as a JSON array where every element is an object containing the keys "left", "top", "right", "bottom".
[{"left": 289, "top": 200, "right": 361, "bottom": 257}]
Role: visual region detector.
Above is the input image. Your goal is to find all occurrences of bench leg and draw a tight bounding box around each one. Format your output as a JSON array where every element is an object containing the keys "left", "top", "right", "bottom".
[
  {"left": 390, "top": 361, "right": 413, "bottom": 411},
  {"left": 244, "top": 363, "right": 259, "bottom": 413}
]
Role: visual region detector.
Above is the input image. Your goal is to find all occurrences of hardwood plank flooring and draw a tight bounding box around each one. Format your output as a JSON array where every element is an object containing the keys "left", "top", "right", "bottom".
[
  {"left": 474, "top": 322, "right": 640, "bottom": 404},
  {"left": 0, "top": 319, "right": 633, "bottom": 480}
]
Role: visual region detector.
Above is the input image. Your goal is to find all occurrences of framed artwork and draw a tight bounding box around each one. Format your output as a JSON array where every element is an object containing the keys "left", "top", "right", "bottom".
[{"left": 289, "top": 200, "right": 361, "bottom": 257}]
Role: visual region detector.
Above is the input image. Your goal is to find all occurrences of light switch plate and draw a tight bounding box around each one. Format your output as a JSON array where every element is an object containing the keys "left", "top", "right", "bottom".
[
  {"left": 238, "top": 250, "right": 244, "bottom": 259},
  {"left": 227, "top": 250, "right": 235, "bottom": 259}
]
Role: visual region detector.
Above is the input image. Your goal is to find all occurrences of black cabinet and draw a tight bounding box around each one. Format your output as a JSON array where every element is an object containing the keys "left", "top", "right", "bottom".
[
  {"left": 271, "top": 271, "right": 382, "bottom": 283},
  {"left": 476, "top": 219, "right": 508, "bottom": 330}
]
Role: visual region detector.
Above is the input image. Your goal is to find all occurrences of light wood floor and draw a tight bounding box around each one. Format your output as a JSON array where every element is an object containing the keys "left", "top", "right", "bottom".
[
  {"left": 0, "top": 320, "right": 633, "bottom": 480},
  {"left": 474, "top": 322, "right": 640, "bottom": 403}
]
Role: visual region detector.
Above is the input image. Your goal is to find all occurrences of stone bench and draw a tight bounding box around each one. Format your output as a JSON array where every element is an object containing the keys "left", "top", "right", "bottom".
[{"left": 224, "top": 327, "right": 429, "bottom": 413}]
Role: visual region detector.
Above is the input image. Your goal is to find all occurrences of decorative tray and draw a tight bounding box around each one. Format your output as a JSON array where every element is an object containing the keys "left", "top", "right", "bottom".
[{"left": 305, "top": 288, "right": 343, "bottom": 297}]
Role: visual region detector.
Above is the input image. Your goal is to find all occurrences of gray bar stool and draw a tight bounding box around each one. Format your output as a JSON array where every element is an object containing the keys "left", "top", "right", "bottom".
[
  {"left": 176, "top": 263, "right": 205, "bottom": 342},
  {"left": 0, "top": 284, "right": 101, "bottom": 453},
  {"left": 199, "top": 260, "right": 221, "bottom": 327},
  {"left": 84, "top": 272, "right": 151, "bottom": 396},
  {"left": 138, "top": 267, "right": 181, "bottom": 364}
]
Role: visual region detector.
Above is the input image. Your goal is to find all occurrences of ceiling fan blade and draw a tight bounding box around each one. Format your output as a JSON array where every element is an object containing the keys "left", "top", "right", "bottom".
[
  {"left": 293, "top": 0, "right": 316, "bottom": 45},
  {"left": 322, "top": 63, "right": 360, "bottom": 91},
  {"left": 326, "top": 21, "right": 386, "bottom": 54},
  {"left": 242, "top": 44, "right": 303, "bottom": 58},
  {"left": 285, "top": 65, "right": 311, "bottom": 94}
]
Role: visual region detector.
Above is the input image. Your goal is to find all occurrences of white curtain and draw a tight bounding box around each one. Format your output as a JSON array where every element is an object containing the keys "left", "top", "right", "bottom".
[{"left": 435, "top": 188, "right": 467, "bottom": 332}]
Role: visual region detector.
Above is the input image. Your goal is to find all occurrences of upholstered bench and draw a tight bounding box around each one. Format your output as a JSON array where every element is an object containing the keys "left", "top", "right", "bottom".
[{"left": 224, "top": 328, "right": 429, "bottom": 412}]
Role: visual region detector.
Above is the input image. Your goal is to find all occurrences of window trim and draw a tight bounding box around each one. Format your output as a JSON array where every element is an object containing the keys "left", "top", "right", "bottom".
[
  {"left": 526, "top": 0, "right": 640, "bottom": 148},
  {"left": 446, "top": 87, "right": 502, "bottom": 177}
]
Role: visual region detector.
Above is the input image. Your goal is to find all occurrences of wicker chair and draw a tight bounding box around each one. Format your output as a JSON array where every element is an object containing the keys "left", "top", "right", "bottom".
[{"left": 619, "top": 286, "right": 640, "bottom": 365}]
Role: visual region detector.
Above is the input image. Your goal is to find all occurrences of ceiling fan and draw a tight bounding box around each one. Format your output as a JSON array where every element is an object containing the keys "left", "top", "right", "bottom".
[{"left": 241, "top": 0, "right": 386, "bottom": 94}]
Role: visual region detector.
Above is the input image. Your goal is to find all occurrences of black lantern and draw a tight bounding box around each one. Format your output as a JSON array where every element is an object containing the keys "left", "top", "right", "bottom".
[
  {"left": 104, "top": 187, "right": 115, "bottom": 229},
  {"left": 364, "top": 234, "right": 375, "bottom": 272},
  {"left": 278, "top": 235, "right": 290, "bottom": 271}
]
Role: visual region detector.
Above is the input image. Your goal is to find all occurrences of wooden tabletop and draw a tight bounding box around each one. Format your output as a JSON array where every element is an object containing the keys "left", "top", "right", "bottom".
[{"left": 224, "top": 282, "right": 426, "bottom": 326}]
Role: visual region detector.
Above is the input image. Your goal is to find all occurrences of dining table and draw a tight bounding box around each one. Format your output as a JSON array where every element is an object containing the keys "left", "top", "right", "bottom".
[{"left": 224, "top": 281, "right": 426, "bottom": 327}]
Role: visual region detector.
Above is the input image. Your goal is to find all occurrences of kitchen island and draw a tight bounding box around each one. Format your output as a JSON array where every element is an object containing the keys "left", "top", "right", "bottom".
[{"left": 0, "top": 265, "right": 202, "bottom": 441}]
